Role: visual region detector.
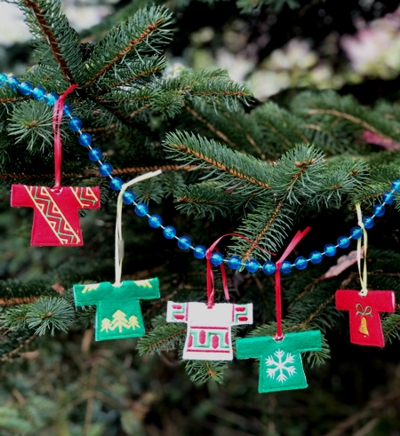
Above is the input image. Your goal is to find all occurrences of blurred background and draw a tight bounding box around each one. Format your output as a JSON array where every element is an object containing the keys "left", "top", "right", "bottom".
[{"left": 1, "top": 1, "right": 400, "bottom": 435}]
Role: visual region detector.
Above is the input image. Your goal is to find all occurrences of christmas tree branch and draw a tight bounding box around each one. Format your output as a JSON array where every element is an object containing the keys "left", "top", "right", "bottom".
[
  {"left": 184, "top": 104, "right": 236, "bottom": 148},
  {"left": 0, "top": 333, "right": 37, "bottom": 363},
  {"left": 23, "top": 0, "right": 75, "bottom": 83},
  {"left": 242, "top": 200, "right": 284, "bottom": 260},
  {"left": 0, "top": 165, "right": 199, "bottom": 181}
]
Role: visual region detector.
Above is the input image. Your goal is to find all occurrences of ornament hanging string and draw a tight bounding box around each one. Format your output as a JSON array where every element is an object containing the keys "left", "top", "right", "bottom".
[
  {"left": 274, "top": 227, "right": 311, "bottom": 340},
  {"left": 52, "top": 84, "right": 78, "bottom": 191},
  {"left": 206, "top": 234, "right": 275, "bottom": 308},
  {"left": 115, "top": 170, "right": 162, "bottom": 286},
  {"left": 355, "top": 203, "right": 368, "bottom": 296}
]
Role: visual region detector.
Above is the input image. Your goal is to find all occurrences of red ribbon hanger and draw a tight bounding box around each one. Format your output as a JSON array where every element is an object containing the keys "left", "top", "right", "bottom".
[
  {"left": 206, "top": 233, "right": 275, "bottom": 309},
  {"left": 274, "top": 227, "right": 311, "bottom": 340},
  {"left": 52, "top": 84, "right": 78, "bottom": 191}
]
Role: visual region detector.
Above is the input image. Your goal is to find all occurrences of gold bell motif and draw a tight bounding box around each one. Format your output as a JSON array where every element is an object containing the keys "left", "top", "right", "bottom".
[{"left": 359, "top": 316, "right": 369, "bottom": 336}]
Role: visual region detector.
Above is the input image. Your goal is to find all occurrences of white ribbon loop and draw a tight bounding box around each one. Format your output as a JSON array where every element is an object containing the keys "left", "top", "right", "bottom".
[
  {"left": 355, "top": 203, "right": 368, "bottom": 297},
  {"left": 115, "top": 170, "right": 162, "bottom": 286}
]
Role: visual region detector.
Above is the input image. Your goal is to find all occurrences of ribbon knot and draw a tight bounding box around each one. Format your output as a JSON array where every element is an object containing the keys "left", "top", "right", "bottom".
[{"left": 356, "top": 304, "right": 373, "bottom": 317}]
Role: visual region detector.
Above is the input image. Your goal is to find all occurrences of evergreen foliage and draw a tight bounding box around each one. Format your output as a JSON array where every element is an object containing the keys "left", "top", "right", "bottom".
[{"left": 1, "top": 0, "right": 400, "bottom": 433}]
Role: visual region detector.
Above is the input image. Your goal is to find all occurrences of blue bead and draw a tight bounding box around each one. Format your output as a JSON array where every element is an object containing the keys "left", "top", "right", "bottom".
[
  {"left": 324, "top": 244, "right": 336, "bottom": 257},
  {"left": 262, "top": 261, "right": 276, "bottom": 275},
  {"left": 32, "top": 86, "right": 46, "bottom": 101},
  {"left": 391, "top": 179, "right": 400, "bottom": 193},
  {"left": 122, "top": 190, "right": 136, "bottom": 205},
  {"left": 227, "top": 255, "right": 242, "bottom": 270},
  {"left": 109, "top": 177, "right": 123, "bottom": 191},
  {"left": 337, "top": 236, "right": 350, "bottom": 249},
  {"left": 78, "top": 132, "right": 92, "bottom": 147},
  {"left": 310, "top": 251, "right": 322, "bottom": 264},
  {"left": 63, "top": 103, "right": 72, "bottom": 116},
  {"left": 8, "top": 76, "right": 20, "bottom": 89},
  {"left": 193, "top": 245, "right": 207, "bottom": 259},
  {"left": 245, "top": 258, "right": 260, "bottom": 273},
  {"left": 382, "top": 191, "right": 395, "bottom": 205},
  {"left": 163, "top": 226, "right": 176, "bottom": 239},
  {"left": 44, "top": 92, "right": 59, "bottom": 106},
  {"left": 178, "top": 236, "right": 191, "bottom": 250},
  {"left": 88, "top": 148, "right": 102, "bottom": 162},
  {"left": 363, "top": 216, "right": 374, "bottom": 229},
  {"left": 350, "top": 226, "right": 362, "bottom": 240},
  {"left": 280, "top": 261, "right": 292, "bottom": 274},
  {"left": 294, "top": 256, "right": 308, "bottom": 270},
  {"left": 18, "top": 81, "right": 33, "bottom": 96},
  {"left": 0, "top": 73, "right": 7, "bottom": 85},
  {"left": 372, "top": 204, "right": 385, "bottom": 217},
  {"left": 210, "top": 252, "right": 224, "bottom": 266},
  {"left": 69, "top": 117, "right": 83, "bottom": 131},
  {"left": 99, "top": 163, "right": 113, "bottom": 177},
  {"left": 135, "top": 202, "right": 148, "bottom": 217},
  {"left": 149, "top": 214, "right": 162, "bottom": 229}
]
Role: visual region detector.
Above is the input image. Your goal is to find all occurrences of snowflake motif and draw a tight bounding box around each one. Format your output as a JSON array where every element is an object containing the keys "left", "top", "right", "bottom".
[{"left": 266, "top": 349, "right": 296, "bottom": 383}]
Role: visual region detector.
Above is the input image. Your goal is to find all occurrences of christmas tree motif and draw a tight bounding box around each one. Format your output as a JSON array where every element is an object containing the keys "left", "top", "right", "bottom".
[
  {"left": 236, "top": 331, "right": 322, "bottom": 393},
  {"left": 128, "top": 316, "right": 140, "bottom": 329},
  {"left": 266, "top": 350, "right": 296, "bottom": 383},
  {"left": 101, "top": 318, "right": 112, "bottom": 332},
  {"left": 111, "top": 310, "right": 130, "bottom": 332},
  {"left": 73, "top": 279, "right": 160, "bottom": 341}
]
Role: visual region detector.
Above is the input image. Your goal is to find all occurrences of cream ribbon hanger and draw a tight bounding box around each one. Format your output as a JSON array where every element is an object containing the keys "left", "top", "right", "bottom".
[{"left": 114, "top": 170, "right": 162, "bottom": 286}]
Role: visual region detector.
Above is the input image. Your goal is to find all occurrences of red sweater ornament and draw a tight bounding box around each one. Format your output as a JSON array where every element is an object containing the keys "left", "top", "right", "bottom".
[
  {"left": 335, "top": 290, "right": 395, "bottom": 347},
  {"left": 11, "top": 185, "right": 100, "bottom": 246}
]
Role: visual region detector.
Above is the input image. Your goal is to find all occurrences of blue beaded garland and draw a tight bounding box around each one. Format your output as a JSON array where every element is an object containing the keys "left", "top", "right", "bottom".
[
  {"left": 372, "top": 204, "right": 385, "bottom": 217},
  {"left": 324, "top": 244, "right": 336, "bottom": 257},
  {"left": 391, "top": 179, "right": 400, "bottom": 193},
  {"left": 337, "top": 236, "right": 350, "bottom": 249},
  {"left": 227, "top": 255, "right": 242, "bottom": 270},
  {"left": 193, "top": 245, "right": 207, "bottom": 259},
  {"left": 122, "top": 190, "right": 136, "bottom": 205},
  {"left": 8, "top": 76, "right": 20, "bottom": 89},
  {"left": 310, "top": 251, "right": 322, "bottom": 264},
  {"left": 88, "top": 148, "right": 102, "bottom": 162},
  {"left": 19, "top": 81, "right": 33, "bottom": 96},
  {"left": 280, "top": 261, "right": 292, "bottom": 274},
  {"left": 44, "top": 92, "right": 59, "bottom": 106},
  {"left": 148, "top": 214, "right": 162, "bottom": 229},
  {"left": 294, "top": 256, "right": 308, "bottom": 270},
  {"left": 69, "top": 117, "right": 83, "bottom": 131},
  {"left": 99, "top": 163, "right": 113, "bottom": 177},
  {"left": 163, "top": 226, "right": 176, "bottom": 239},
  {"left": 245, "top": 258, "right": 260, "bottom": 273},
  {"left": 382, "top": 191, "right": 395, "bottom": 205},
  {"left": 0, "top": 73, "right": 7, "bottom": 85},
  {"left": 63, "top": 103, "right": 72, "bottom": 116},
  {"left": 350, "top": 226, "right": 362, "bottom": 240},
  {"left": 135, "top": 202, "right": 148, "bottom": 217},
  {"left": 262, "top": 261, "right": 276, "bottom": 275},
  {"left": 178, "top": 236, "right": 191, "bottom": 250},
  {"left": 109, "top": 177, "right": 123, "bottom": 191},
  {"left": 363, "top": 216, "right": 374, "bottom": 229},
  {"left": 210, "top": 252, "right": 224, "bottom": 266},
  {"left": 78, "top": 133, "right": 92, "bottom": 147},
  {"left": 32, "top": 86, "right": 46, "bottom": 101}
]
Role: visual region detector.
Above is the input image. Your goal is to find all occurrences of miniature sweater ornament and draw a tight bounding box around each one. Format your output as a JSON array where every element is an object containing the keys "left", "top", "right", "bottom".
[
  {"left": 166, "top": 233, "right": 262, "bottom": 360},
  {"left": 73, "top": 171, "right": 162, "bottom": 341},
  {"left": 236, "top": 228, "right": 322, "bottom": 393},
  {"left": 10, "top": 85, "right": 100, "bottom": 246},
  {"left": 335, "top": 204, "right": 395, "bottom": 347}
]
